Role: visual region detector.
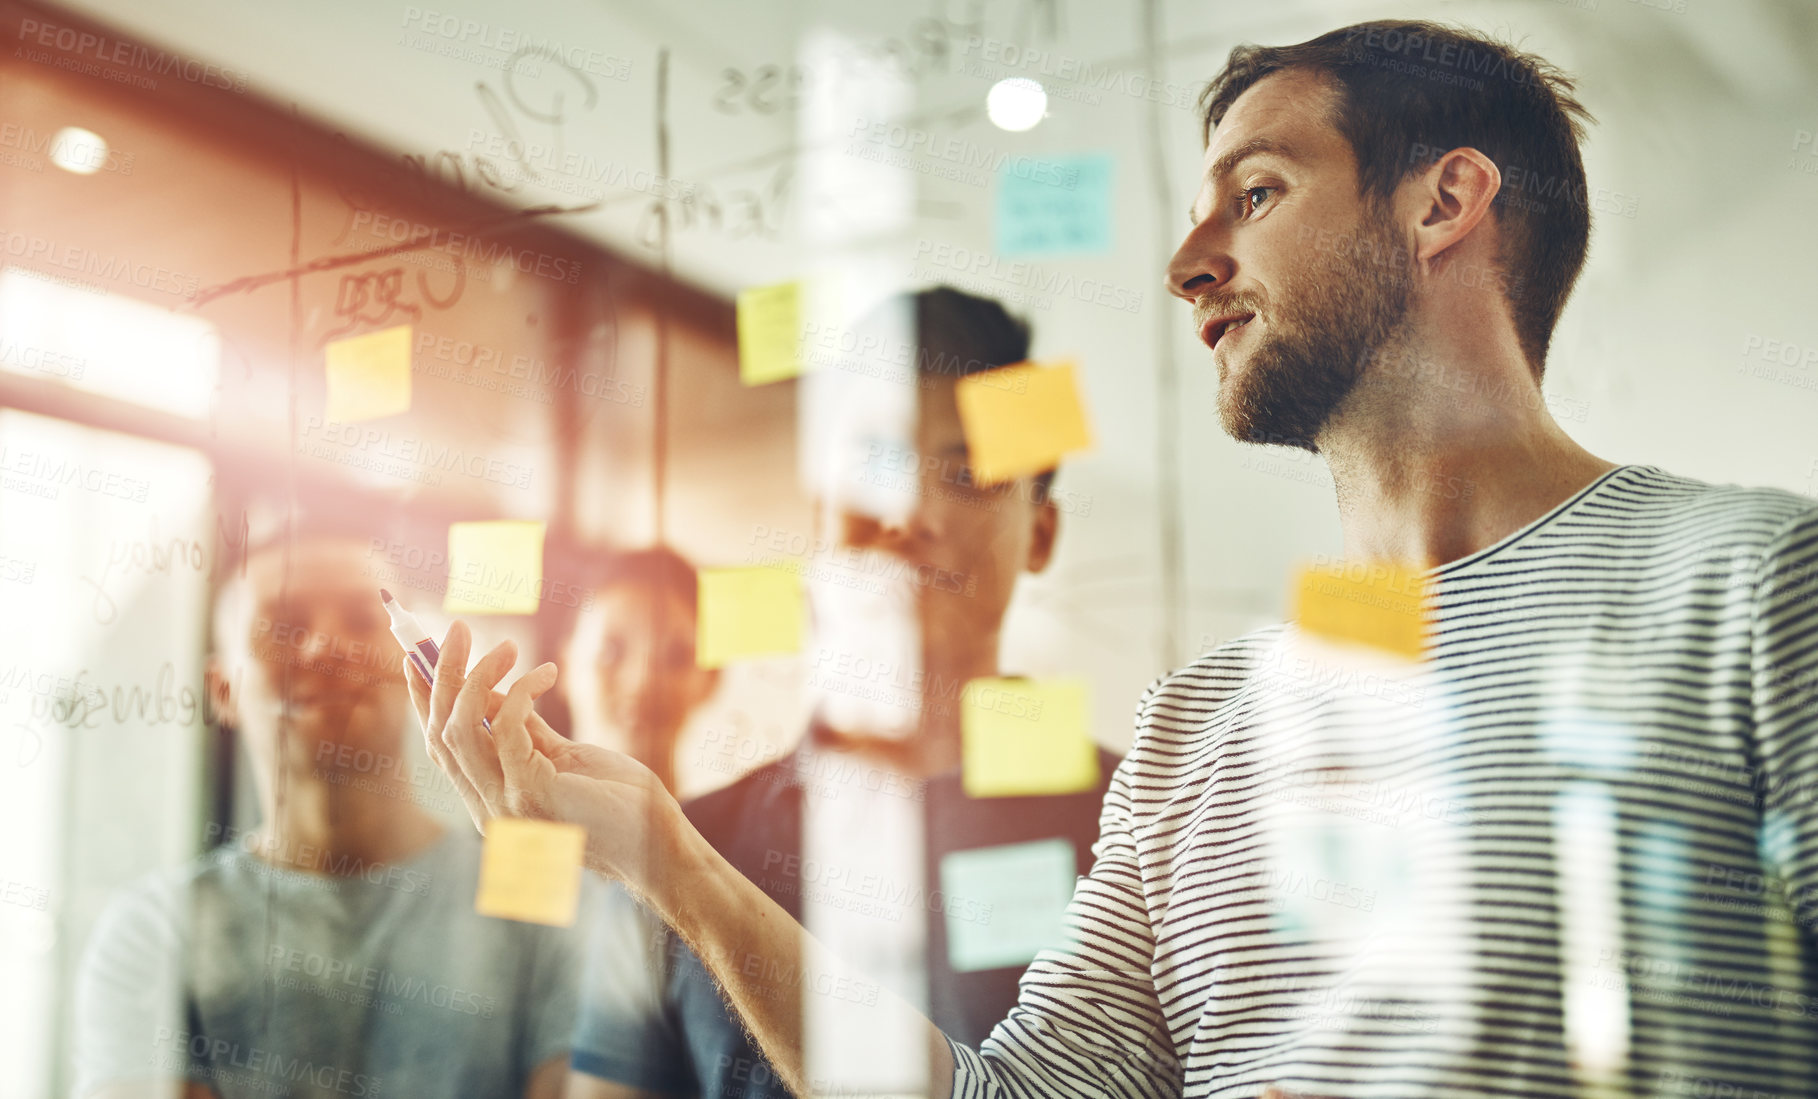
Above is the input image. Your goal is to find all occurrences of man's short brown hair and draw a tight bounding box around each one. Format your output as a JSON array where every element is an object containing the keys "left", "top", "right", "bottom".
[{"left": 1200, "top": 20, "right": 1596, "bottom": 378}]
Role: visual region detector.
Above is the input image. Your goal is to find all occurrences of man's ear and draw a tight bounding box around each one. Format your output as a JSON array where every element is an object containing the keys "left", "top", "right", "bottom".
[
  {"left": 204, "top": 655, "right": 241, "bottom": 729},
  {"left": 1025, "top": 492, "right": 1060, "bottom": 575},
  {"left": 1409, "top": 147, "right": 1501, "bottom": 268}
]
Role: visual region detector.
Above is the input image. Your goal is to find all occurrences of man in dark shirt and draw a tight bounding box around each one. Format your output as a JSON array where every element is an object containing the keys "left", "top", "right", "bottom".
[{"left": 566, "top": 286, "right": 1118, "bottom": 1098}]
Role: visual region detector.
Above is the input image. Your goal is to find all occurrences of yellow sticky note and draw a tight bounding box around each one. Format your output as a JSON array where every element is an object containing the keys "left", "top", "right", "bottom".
[
  {"left": 954, "top": 361, "right": 1092, "bottom": 485},
  {"left": 445, "top": 521, "right": 546, "bottom": 615},
  {"left": 961, "top": 678, "right": 1099, "bottom": 798},
  {"left": 1293, "top": 561, "right": 1429, "bottom": 659},
  {"left": 475, "top": 818, "right": 586, "bottom": 927},
  {"left": 696, "top": 567, "right": 803, "bottom": 668},
  {"left": 325, "top": 324, "right": 412, "bottom": 422},
  {"left": 737, "top": 280, "right": 803, "bottom": 386}
]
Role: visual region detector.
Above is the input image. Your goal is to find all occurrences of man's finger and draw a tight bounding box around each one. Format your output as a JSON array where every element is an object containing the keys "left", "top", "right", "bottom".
[
  {"left": 487, "top": 683, "right": 556, "bottom": 748},
  {"left": 408, "top": 625, "right": 488, "bottom": 827},
  {"left": 445, "top": 640, "right": 518, "bottom": 813},
  {"left": 494, "top": 663, "right": 554, "bottom": 738},
  {"left": 426, "top": 623, "right": 495, "bottom": 821},
  {"left": 524, "top": 708, "right": 569, "bottom": 755},
  {"left": 406, "top": 654, "right": 490, "bottom": 828},
  {"left": 428, "top": 621, "right": 473, "bottom": 741},
  {"left": 495, "top": 663, "right": 559, "bottom": 815}
]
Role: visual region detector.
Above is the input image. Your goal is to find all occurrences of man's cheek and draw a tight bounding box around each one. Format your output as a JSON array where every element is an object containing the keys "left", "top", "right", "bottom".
[{"left": 249, "top": 642, "right": 292, "bottom": 671}]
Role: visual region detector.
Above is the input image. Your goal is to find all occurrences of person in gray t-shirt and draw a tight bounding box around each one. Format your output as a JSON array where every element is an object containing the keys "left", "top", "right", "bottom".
[
  {"left": 76, "top": 829, "right": 575, "bottom": 1099},
  {"left": 73, "top": 533, "right": 577, "bottom": 1099}
]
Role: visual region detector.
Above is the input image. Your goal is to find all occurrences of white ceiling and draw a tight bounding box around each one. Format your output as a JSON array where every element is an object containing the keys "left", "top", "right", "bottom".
[{"left": 57, "top": 0, "right": 1818, "bottom": 296}]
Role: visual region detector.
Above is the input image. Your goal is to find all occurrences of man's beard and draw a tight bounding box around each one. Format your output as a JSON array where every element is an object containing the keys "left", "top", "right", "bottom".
[{"left": 1211, "top": 203, "right": 1413, "bottom": 453}]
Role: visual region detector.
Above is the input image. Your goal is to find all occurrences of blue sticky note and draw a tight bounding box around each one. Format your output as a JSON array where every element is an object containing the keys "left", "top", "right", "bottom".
[
  {"left": 995, "top": 154, "right": 1113, "bottom": 256},
  {"left": 939, "top": 839, "right": 1077, "bottom": 972}
]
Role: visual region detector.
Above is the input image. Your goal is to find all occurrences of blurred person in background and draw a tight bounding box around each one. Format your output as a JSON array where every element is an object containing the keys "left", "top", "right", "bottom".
[
  {"left": 73, "top": 532, "right": 576, "bottom": 1099},
  {"left": 561, "top": 286, "right": 1120, "bottom": 1098},
  {"left": 578, "top": 545, "right": 720, "bottom": 794}
]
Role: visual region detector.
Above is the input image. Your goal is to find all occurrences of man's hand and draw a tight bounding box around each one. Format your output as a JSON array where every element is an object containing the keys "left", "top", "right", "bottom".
[
  {"left": 403, "top": 620, "right": 684, "bottom": 894},
  {"left": 401, "top": 621, "right": 958, "bottom": 1099}
]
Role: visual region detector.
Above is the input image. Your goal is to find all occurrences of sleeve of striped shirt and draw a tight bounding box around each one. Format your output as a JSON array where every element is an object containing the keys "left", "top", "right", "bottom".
[
  {"left": 1750, "top": 506, "right": 1818, "bottom": 929},
  {"left": 949, "top": 681, "right": 1184, "bottom": 1099}
]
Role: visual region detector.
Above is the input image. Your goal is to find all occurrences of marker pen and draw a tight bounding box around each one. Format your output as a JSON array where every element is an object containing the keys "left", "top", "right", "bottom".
[{"left": 380, "top": 588, "right": 490, "bottom": 730}]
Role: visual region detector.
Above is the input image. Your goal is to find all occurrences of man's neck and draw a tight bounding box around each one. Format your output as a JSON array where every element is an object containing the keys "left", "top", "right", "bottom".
[
  {"left": 250, "top": 760, "right": 445, "bottom": 875},
  {"left": 1319, "top": 336, "right": 1618, "bottom": 568}
]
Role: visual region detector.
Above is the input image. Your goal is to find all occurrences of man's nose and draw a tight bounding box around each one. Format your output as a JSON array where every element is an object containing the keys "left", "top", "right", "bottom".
[
  {"left": 1166, "top": 223, "right": 1233, "bottom": 303},
  {"left": 844, "top": 509, "right": 929, "bottom": 558},
  {"left": 297, "top": 622, "right": 333, "bottom": 660},
  {"left": 621, "top": 660, "right": 650, "bottom": 702}
]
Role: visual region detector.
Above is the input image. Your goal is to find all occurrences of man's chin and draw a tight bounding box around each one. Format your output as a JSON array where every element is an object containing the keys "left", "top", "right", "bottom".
[
  {"left": 1212, "top": 355, "right": 1271, "bottom": 444},
  {"left": 1214, "top": 345, "right": 1353, "bottom": 451},
  {"left": 280, "top": 702, "right": 406, "bottom": 751}
]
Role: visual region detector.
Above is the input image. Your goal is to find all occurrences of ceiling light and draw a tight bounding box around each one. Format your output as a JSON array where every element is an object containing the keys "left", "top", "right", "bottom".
[{"left": 986, "top": 78, "right": 1047, "bottom": 132}]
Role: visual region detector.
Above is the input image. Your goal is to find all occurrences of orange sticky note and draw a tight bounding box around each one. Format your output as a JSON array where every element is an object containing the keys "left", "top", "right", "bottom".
[
  {"left": 445, "top": 521, "right": 546, "bottom": 615},
  {"left": 961, "top": 678, "right": 1099, "bottom": 798},
  {"left": 737, "top": 280, "right": 803, "bottom": 385},
  {"left": 475, "top": 818, "right": 586, "bottom": 927},
  {"left": 954, "top": 361, "right": 1092, "bottom": 485},
  {"left": 1293, "top": 561, "right": 1429, "bottom": 659},
  {"left": 697, "top": 567, "right": 804, "bottom": 668},
  {"left": 325, "top": 324, "right": 412, "bottom": 421}
]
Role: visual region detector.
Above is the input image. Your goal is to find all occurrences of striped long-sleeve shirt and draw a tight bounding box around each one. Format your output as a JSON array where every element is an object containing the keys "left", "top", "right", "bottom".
[{"left": 952, "top": 464, "right": 1818, "bottom": 1099}]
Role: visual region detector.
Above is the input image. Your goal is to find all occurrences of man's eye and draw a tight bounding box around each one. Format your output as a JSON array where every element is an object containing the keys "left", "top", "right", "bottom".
[
  {"left": 1238, "top": 186, "right": 1275, "bottom": 218},
  {"left": 955, "top": 466, "right": 1005, "bottom": 493}
]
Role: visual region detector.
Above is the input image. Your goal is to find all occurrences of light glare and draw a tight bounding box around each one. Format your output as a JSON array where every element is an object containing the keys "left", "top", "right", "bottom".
[
  {"left": 986, "top": 78, "right": 1047, "bottom": 132},
  {"left": 49, "top": 127, "right": 107, "bottom": 176}
]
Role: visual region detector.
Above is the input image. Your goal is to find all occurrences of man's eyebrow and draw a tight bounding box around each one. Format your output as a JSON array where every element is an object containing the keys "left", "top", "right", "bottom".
[{"left": 1188, "top": 137, "right": 1299, "bottom": 226}]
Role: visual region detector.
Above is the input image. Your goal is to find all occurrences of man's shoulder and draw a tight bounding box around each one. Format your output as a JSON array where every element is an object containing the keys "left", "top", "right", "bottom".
[
  {"left": 682, "top": 755, "right": 800, "bottom": 842},
  {"left": 1139, "top": 623, "right": 1289, "bottom": 720},
  {"left": 1608, "top": 467, "right": 1818, "bottom": 590},
  {"left": 1624, "top": 465, "right": 1818, "bottom": 541},
  {"left": 82, "top": 848, "right": 240, "bottom": 965},
  {"left": 110, "top": 845, "right": 244, "bottom": 911}
]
